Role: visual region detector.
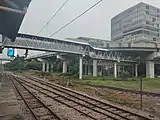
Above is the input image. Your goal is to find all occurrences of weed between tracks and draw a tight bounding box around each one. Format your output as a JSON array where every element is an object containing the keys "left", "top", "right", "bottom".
[{"left": 21, "top": 71, "right": 160, "bottom": 118}]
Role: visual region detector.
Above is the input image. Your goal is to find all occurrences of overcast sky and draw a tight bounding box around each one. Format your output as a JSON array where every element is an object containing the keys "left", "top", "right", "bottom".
[
  {"left": 19, "top": 0, "right": 160, "bottom": 40},
  {"left": 1, "top": 0, "right": 160, "bottom": 58}
]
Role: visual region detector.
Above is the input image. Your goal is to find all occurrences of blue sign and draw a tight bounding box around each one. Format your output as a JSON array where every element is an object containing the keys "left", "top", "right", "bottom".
[{"left": 7, "top": 48, "right": 14, "bottom": 57}]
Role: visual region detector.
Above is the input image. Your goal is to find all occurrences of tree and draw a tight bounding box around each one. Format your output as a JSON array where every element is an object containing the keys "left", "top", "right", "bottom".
[{"left": 5, "top": 56, "right": 42, "bottom": 71}]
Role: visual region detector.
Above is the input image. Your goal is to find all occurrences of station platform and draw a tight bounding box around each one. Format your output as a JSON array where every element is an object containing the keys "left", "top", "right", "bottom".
[{"left": 0, "top": 74, "right": 23, "bottom": 120}]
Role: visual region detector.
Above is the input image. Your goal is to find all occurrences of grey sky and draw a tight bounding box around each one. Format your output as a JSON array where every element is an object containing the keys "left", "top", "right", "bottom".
[
  {"left": 1, "top": 0, "right": 160, "bottom": 58},
  {"left": 19, "top": 0, "right": 160, "bottom": 40}
]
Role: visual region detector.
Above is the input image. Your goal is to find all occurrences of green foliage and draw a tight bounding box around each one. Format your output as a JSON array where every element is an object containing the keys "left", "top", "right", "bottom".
[
  {"left": 74, "top": 77, "right": 160, "bottom": 91},
  {"left": 5, "top": 56, "right": 42, "bottom": 71},
  {"left": 34, "top": 71, "right": 51, "bottom": 76},
  {"left": 120, "top": 71, "right": 131, "bottom": 80},
  {"left": 25, "top": 61, "right": 42, "bottom": 70},
  {"left": 5, "top": 56, "right": 25, "bottom": 71},
  {"left": 68, "top": 58, "right": 79, "bottom": 74}
]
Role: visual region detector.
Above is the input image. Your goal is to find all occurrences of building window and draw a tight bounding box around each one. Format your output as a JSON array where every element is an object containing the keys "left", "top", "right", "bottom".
[
  {"left": 146, "top": 26, "right": 149, "bottom": 29},
  {"left": 152, "top": 18, "right": 156, "bottom": 22},
  {"left": 144, "top": 30, "right": 150, "bottom": 35},
  {"left": 157, "top": 9, "right": 160, "bottom": 13},
  {"left": 106, "top": 43, "right": 110, "bottom": 48},
  {"left": 157, "top": 33, "right": 159, "bottom": 37},
  {"left": 128, "top": 43, "right": 131, "bottom": 47},
  {"left": 118, "top": 43, "right": 122, "bottom": 47},
  {"left": 153, "top": 37, "right": 157, "bottom": 41},
  {"left": 146, "top": 11, "right": 149, "bottom": 15},
  {"left": 146, "top": 6, "right": 149, "bottom": 9}
]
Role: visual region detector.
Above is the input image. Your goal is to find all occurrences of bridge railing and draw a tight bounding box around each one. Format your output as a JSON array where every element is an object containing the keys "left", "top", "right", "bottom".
[{"left": 3, "top": 37, "right": 90, "bottom": 55}]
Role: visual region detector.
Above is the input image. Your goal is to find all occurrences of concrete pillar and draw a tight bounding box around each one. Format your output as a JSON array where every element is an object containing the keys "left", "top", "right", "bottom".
[
  {"left": 85, "top": 64, "right": 88, "bottom": 75},
  {"left": 63, "top": 61, "right": 67, "bottom": 73},
  {"left": 46, "top": 62, "right": 49, "bottom": 72},
  {"left": 42, "top": 61, "right": 45, "bottom": 72},
  {"left": 114, "top": 62, "right": 117, "bottom": 78},
  {"left": 122, "top": 65, "right": 125, "bottom": 72},
  {"left": 135, "top": 64, "right": 138, "bottom": 77},
  {"left": 88, "top": 60, "right": 91, "bottom": 75},
  {"left": 79, "top": 57, "right": 83, "bottom": 79},
  {"left": 146, "top": 61, "right": 155, "bottom": 78},
  {"left": 93, "top": 60, "right": 98, "bottom": 77},
  {"left": 50, "top": 63, "right": 54, "bottom": 72},
  {"left": 99, "top": 66, "right": 103, "bottom": 76}
]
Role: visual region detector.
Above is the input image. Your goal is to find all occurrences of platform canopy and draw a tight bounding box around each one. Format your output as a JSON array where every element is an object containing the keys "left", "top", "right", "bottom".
[{"left": 0, "top": 0, "right": 31, "bottom": 42}]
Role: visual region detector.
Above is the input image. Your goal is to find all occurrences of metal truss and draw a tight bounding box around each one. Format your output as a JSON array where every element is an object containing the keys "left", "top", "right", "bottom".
[
  {"left": 3, "top": 36, "right": 90, "bottom": 55},
  {"left": 2, "top": 34, "right": 137, "bottom": 62},
  {"left": 26, "top": 52, "right": 57, "bottom": 60},
  {"left": 89, "top": 49, "right": 136, "bottom": 62}
]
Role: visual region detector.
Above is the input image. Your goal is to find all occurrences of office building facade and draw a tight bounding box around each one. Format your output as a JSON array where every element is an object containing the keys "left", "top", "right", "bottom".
[{"left": 111, "top": 2, "right": 160, "bottom": 41}]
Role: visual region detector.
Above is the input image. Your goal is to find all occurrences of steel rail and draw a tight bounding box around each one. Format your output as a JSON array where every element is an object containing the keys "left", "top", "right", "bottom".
[
  {"left": 9, "top": 75, "right": 61, "bottom": 120},
  {"left": 14, "top": 76, "right": 121, "bottom": 120},
  {"left": 28, "top": 75, "right": 153, "bottom": 120}
]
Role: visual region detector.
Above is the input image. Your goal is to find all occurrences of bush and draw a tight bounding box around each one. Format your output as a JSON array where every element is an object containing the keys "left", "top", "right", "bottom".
[{"left": 120, "top": 71, "right": 131, "bottom": 80}]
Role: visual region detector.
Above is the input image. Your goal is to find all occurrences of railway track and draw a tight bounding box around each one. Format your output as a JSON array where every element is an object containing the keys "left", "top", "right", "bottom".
[
  {"left": 9, "top": 73, "right": 157, "bottom": 120},
  {"left": 8, "top": 74, "right": 62, "bottom": 120}
]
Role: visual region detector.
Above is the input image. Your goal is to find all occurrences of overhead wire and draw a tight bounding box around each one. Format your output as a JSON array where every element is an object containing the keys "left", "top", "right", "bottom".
[
  {"left": 49, "top": 0, "right": 103, "bottom": 37},
  {"left": 37, "top": 0, "right": 69, "bottom": 35}
]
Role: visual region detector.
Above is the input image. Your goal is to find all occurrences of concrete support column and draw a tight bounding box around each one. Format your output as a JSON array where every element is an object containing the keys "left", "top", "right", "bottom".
[
  {"left": 85, "top": 64, "right": 88, "bottom": 75},
  {"left": 46, "top": 62, "right": 49, "bottom": 72},
  {"left": 93, "top": 60, "right": 98, "bottom": 77},
  {"left": 135, "top": 64, "right": 138, "bottom": 77},
  {"left": 88, "top": 60, "right": 91, "bottom": 75},
  {"left": 114, "top": 62, "right": 117, "bottom": 78},
  {"left": 117, "top": 65, "right": 121, "bottom": 77},
  {"left": 99, "top": 66, "right": 103, "bottom": 76},
  {"left": 146, "top": 61, "right": 155, "bottom": 78},
  {"left": 79, "top": 57, "right": 83, "bottom": 79},
  {"left": 42, "top": 61, "right": 45, "bottom": 72},
  {"left": 122, "top": 65, "right": 125, "bottom": 72},
  {"left": 50, "top": 63, "right": 54, "bottom": 72},
  {"left": 63, "top": 61, "right": 67, "bottom": 73}
]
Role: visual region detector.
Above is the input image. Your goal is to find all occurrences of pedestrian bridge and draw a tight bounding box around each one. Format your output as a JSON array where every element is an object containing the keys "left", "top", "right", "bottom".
[
  {"left": 2, "top": 33, "right": 160, "bottom": 79},
  {"left": 2, "top": 33, "right": 160, "bottom": 62},
  {"left": 2, "top": 33, "right": 138, "bottom": 62}
]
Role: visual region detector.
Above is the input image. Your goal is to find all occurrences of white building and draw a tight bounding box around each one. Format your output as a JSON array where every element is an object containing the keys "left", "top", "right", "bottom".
[{"left": 111, "top": 2, "right": 160, "bottom": 41}]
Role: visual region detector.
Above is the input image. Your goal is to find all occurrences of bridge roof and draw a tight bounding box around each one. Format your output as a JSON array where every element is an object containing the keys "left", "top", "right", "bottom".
[
  {"left": 93, "top": 47, "right": 109, "bottom": 51},
  {"left": 18, "top": 33, "right": 90, "bottom": 46}
]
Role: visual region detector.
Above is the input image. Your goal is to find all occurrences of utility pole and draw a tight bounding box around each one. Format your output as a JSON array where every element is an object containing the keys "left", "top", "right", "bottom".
[{"left": 139, "top": 78, "right": 143, "bottom": 110}]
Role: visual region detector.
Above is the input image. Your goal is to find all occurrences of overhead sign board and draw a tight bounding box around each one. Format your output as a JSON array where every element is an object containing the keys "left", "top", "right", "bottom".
[
  {"left": 0, "top": 0, "right": 31, "bottom": 42},
  {"left": 7, "top": 48, "right": 14, "bottom": 57}
]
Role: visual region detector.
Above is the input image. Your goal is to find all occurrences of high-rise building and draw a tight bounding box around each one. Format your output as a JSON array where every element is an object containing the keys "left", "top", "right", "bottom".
[{"left": 111, "top": 2, "right": 160, "bottom": 41}]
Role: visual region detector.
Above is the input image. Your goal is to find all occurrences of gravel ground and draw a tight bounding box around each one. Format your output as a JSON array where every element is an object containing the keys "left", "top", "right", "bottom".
[
  {"left": 32, "top": 89, "right": 93, "bottom": 120},
  {"left": 16, "top": 74, "right": 160, "bottom": 119},
  {"left": 20, "top": 77, "right": 154, "bottom": 120},
  {"left": 13, "top": 83, "right": 35, "bottom": 120}
]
